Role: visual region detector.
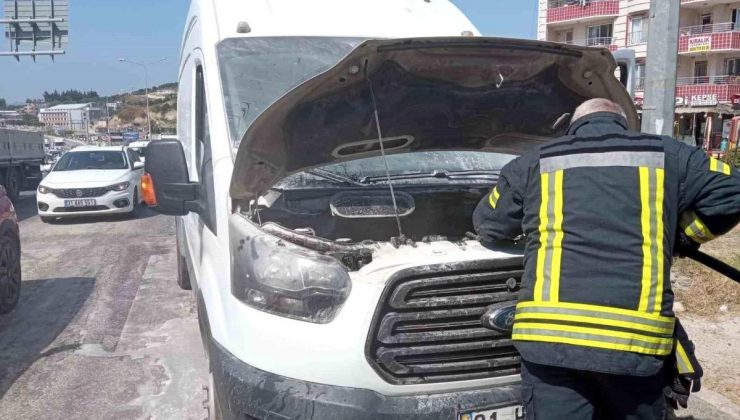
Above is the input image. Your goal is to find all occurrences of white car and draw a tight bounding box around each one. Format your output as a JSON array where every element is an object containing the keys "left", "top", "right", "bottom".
[
  {"left": 128, "top": 140, "right": 150, "bottom": 163},
  {"left": 36, "top": 146, "right": 145, "bottom": 222}
]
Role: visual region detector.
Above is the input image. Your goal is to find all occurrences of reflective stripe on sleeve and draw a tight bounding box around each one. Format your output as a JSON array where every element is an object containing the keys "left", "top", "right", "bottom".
[
  {"left": 709, "top": 157, "right": 731, "bottom": 175},
  {"left": 488, "top": 186, "right": 500, "bottom": 209},
  {"left": 680, "top": 212, "right": 717, "bottom": 244},
  {"left": 675, "top": 341, "right": 695, "bottom": 375}
]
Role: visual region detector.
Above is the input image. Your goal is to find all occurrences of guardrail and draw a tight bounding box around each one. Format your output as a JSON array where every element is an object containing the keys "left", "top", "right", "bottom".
[
  {"left": 547, "top": 0, "right": 610, "bottom": 8},
  {"left": 680, "top": 22, "right": 738, "bottom": 36},
  {"left": 675, "top": 75, "right": 740, "bottom": 86}
]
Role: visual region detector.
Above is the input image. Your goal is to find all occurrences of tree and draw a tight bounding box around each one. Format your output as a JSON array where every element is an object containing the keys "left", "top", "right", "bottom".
[
  {"left": 0, "top": 98, "right": 6, "bottom": 109},
  {"left": 20, "top": 114, "right": 42, "bottom": 127}
]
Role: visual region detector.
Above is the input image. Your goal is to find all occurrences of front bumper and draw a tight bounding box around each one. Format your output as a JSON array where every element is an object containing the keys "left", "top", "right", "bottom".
[
  {"left": 209, "top": 338, "right": 521, "bottom": 420},
  {"left": 37, "top": 189, "right": 134, "bottom": 217}
]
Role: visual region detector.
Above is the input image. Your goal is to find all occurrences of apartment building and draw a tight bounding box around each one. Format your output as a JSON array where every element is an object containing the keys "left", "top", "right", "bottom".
[{"left": 538, "top": 0, "right": 740, "bottom": 150}]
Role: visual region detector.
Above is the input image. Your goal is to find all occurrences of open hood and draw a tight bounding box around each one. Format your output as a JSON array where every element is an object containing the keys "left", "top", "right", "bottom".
[{"left": 231, "top": 37, "right": 638, "bottom": 201}]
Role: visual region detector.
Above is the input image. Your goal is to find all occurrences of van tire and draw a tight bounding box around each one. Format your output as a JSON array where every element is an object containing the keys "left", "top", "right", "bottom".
[{"left": 176, "top": 238, "right": 192, "bottom": 290}]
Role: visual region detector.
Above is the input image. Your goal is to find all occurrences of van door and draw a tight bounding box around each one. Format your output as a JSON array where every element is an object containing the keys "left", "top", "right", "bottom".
[{"left": 182, "top": 61, "right": 218, "bottom": 286}]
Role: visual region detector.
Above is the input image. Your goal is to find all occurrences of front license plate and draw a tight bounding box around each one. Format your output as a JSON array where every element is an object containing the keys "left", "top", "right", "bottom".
[
  {"left": 64, "top": 199, "right": 97, "bottom": 207},
  {"left": 458, "top": 405, "right": 524, "bottom": 420}
]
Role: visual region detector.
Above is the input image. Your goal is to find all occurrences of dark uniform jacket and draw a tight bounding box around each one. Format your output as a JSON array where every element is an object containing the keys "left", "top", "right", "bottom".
[{"left": 473, "top": 112, "right": 740, "bottom": 377}]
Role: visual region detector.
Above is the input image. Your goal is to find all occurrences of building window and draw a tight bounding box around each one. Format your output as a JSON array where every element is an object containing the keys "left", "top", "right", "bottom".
[
  {"left": 725, "top": 58, "right": 740, "bottom": 78},
  {"left": 694, "top": 61, "right": 708, "bottom": 84},
  {"left": 587, "top": 24, "right": 613, "bottom": 46},
  {"left": 630, "top": 15, "right": 649, "bottom": 45},
  {"left": 636, "top": 61, "right": 646, "bottom": 90}
]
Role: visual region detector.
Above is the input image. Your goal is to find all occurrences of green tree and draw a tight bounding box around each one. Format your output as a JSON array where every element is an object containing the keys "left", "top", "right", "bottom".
[{"left": 0, "top": 98, "right": 6, "bottom": 109}]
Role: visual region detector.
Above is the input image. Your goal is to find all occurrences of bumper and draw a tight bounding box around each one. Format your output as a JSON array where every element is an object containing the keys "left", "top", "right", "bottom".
[
  {"left": 209, "top": 338, "right": 522, "bottom": 420},
  {"left": 37, "top": 189, "right": 134, "bottom": 217}
]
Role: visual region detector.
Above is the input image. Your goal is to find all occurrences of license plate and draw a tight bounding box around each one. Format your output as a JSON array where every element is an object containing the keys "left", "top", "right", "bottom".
[
  {"left": 458, "top": 405, "right": 524, "bottom": 420},
  {"left": 64, "top": 199, "right": 97, "bottom": 207}
]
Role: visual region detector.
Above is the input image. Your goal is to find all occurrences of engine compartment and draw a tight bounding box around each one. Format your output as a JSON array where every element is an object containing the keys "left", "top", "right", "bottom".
[{"left": 254, "top": 185, "right": 490, "bottom": 243}]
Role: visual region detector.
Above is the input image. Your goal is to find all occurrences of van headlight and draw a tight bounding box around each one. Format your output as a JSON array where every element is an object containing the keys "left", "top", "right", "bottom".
[{"left": 231, "top": 236, "right": 351, "bottom": 323}]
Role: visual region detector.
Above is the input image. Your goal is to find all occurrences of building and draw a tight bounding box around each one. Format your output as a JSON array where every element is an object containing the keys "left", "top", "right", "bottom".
[
  {"left": 538, "top": 0, "right": 740, "bottom": 150},
  {"left": 38, "top": 103, "right": 92, "bottom": 131},
  {"left": 0, "top": 110, "right": 23, "bottom": 127},
  {"left": 21, "top": 102, "right": 40, "bottom": 115}
]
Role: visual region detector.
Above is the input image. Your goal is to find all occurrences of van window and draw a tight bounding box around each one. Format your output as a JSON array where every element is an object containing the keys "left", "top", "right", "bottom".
[
  {"left": 218, "top": 37, "right": 363, "bottom": 148},
  {"left": 196, "top": 65, "right": 217, "bottom": 233}
]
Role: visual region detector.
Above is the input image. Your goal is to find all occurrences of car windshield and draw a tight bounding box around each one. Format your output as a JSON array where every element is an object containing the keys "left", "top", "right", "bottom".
[
  {"left": 130, "top": 147, "right": 146, "bottom": 159},
  {"left": 218, "top": 37, "right": 364, "bottom": 148},
  {"left": 277, "top": 151, "right": 515, "bottom": 188},
  {"left": 53, "top": 151, "right": 128, "bottom": 171}
]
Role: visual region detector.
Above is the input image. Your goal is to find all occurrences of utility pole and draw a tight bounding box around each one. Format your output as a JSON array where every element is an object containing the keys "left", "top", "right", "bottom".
[
  {"left": 641, "top": 0, "right": 680, "bottom": 136},
  {"left": 119, "top": 57, "right": 167, "bottom": 140}
]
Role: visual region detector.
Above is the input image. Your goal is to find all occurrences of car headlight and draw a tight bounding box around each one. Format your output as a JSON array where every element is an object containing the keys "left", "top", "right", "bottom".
[
  {"left": 230, "top": 218, "right": 351, "bottom": 324},
  {"left": 38, "top": 185, "right": 52, "bottom": 194},
  {"left": 109, "top": 182, "right": 131, "bottom": 192}
]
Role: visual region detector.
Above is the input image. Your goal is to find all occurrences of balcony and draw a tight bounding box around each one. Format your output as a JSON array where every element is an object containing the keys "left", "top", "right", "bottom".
[
  {"left": 628, "top": 31, "right": 648, "bottom": 46},
  {"left": 679, "top": 23, "right": 740, "bottom": 54},
  {"left": 681, "top": 0, "right": 730, "bottom": 9},
  {"left": 563, "top": 37, "right": 618, "bottom": 51},
  {"left": 675, "top": 75, "right": 740, "bottom": 107},
  {"left": 546, "top": 0, "right": 619, "bottom": 25}
]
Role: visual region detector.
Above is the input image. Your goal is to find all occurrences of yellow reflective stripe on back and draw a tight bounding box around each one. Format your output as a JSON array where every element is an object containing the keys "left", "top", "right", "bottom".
[
  {"left": 639, "top": 167, "right": 653, "bottom": 312},
  {"left": 514, "top": 312, "right": 673, "bottom": 335},
  {"left": 550, "top": 170, "right": 565, "bottom": 302},
  {"left": 514, "top": 322, "right": 674, "bottom": 345},
  {"left": 534, "top": 172, "right": 550, "bottom": 301},
  {"left": 516, "top": 301, "right": 675, "bottom": 324},
  {"left": 676, "top": 342, "right": 695, "bottom": 374},
  {"left": 653, "top": 168, "right": 665, "bottom": 313},
  {"left": 488, "top": 186, "right": 500, "bottom": 208},
  {"left": 512, "top": 332, "right": 673, "bottom": 356}
]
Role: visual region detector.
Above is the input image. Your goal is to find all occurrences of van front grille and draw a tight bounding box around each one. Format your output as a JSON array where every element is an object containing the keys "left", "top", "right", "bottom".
[{"left": 367, "top": 259, "right": 523, "bottom": 385}]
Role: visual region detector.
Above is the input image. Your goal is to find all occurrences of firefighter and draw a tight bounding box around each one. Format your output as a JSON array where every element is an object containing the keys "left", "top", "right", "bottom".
[{"left": 473, "top": 98, "right": 740, "bottom": 419}]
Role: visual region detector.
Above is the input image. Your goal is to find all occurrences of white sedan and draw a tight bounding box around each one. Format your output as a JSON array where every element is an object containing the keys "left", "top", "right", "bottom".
[{"left": 36, "top": 146, "right": 145, "bottom": 222}]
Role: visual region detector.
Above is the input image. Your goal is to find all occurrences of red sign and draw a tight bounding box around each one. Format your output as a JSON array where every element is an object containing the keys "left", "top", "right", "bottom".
[{"left": 732, "top": 94, "right": 740, "bottom": 105}]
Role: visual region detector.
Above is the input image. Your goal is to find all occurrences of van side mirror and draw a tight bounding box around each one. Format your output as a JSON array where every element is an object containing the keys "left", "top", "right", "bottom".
[{"left": 145, "top": 140, "right": 202, "bottom": 216}]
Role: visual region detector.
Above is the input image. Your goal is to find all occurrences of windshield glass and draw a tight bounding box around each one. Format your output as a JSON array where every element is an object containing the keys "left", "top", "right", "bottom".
[
  {"left": 277, "top": 151, "right": 515, "bottom": 188},
  {"left": 130, "top": 147, "right": 146, "bottom": 159},
  {"left": 218, "top": 37, "right": 364, "bottom": 148},
  {"left": 53, "top": 151, "right": 128, "bottom": 171}
]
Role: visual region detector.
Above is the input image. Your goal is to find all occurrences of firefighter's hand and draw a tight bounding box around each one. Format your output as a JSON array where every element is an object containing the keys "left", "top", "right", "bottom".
[
  {"left": 675, "top": 232, "right": 700, "bottom": 259},
  {"left": 665, "top": 375, "right": 692, "bottom": 409}
]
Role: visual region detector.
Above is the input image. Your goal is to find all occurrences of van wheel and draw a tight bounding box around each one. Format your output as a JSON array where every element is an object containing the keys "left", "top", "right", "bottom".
[
  {"left": 0, "top": 227, "right": 21, "bottom": 314},
  {"left": 4, "top": 168, "right": 20, "bottom": 202},
  {"left": 176, "top": 240, "right": 192, "bottom": 290},
  {"left": 208, "top": 371, "right": 223, "bottom": 420}
]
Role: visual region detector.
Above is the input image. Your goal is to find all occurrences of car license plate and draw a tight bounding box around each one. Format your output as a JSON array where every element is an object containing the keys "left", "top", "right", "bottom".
[
  {"left": 64, "top": 199, "right": 97, "bottom": 208},
  {"left": 458, "top": 405, "right": 524, "bottom": 420}
]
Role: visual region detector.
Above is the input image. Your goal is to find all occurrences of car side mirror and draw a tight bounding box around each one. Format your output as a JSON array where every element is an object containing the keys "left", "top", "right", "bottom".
[
  {"left": 133, "top": 161, "right": 144, "bottom": 170},
  {"left": 144, "top": 140, "right": 202, "bottom": 216}
]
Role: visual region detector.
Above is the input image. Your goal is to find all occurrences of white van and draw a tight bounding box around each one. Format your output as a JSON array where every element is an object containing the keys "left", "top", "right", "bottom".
[{"left": 144, "top": 1, "right": 638, "bottom": 418}]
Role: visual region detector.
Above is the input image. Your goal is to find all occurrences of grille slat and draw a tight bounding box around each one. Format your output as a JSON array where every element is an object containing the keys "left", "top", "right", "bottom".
[
  {"left": 367, "top": 261, "right": 523, "bottom": 385},
  {"left": 52, "top": 187, "right": 110, "bottom": 198}
]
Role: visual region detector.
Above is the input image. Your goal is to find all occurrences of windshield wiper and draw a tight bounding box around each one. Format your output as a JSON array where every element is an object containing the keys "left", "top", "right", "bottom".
[
  {"left": 360, "top": 169, "right": 500, "bottom": 184},
  {"left": 306, "top": 168, "right": 367, "bottom": 186}
]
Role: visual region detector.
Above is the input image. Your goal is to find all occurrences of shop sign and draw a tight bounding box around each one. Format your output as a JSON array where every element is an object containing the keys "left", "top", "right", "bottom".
[
  {"left": 732, "top": 94, "right": 740, "bottom": 105},
  {"left": 688, "top": 36, "right": 712, "bottom": 52},
  {"left": 690, "top": 94, "right": 718, "bottom": 106},
  {"left": 676, "top": 96, "right": 686, "bottom": 106}
]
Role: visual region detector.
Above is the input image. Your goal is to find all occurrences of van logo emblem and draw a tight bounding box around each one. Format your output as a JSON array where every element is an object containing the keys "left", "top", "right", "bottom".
[
  {"left": 75, "top": 189, "right": 83, "bottom": 197},
  {"left": 481, "top": 303, "right": 517, "bottom": 333}
]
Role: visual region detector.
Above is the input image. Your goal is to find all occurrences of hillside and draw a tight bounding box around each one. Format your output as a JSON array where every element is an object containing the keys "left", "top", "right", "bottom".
[{"left": 94, "top": 84, "right": 177, "bottom": 134}]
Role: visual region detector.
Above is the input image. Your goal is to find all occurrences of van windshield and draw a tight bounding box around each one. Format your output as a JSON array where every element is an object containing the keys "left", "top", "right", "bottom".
[{"left": 218, "top": 37, "right": 364, "bottom": 148}]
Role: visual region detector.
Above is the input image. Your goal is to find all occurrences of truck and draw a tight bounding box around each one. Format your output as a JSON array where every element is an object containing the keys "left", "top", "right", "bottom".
[{"left": 0, "top": 129, "right": 46, "bottom": 201}]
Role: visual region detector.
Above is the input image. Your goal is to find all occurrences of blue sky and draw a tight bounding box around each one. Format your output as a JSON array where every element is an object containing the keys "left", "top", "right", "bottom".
[{"left": 0, "top": 0, "right": 537, "bottom": 103}]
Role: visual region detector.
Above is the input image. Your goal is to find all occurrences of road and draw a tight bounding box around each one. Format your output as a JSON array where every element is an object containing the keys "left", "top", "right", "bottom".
[{"left": 0, "top": 194, "right": 209, "bottom": 419}]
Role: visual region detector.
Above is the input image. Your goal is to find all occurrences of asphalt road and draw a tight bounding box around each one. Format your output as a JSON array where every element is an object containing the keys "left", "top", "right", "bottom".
[{"left": 0, "top": 193, "right": 209, "bottom": 419}]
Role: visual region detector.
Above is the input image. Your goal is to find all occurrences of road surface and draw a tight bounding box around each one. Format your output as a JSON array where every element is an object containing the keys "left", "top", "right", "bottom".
[{"left": 0, "top": 194, "right": 209, "bottom": 419}]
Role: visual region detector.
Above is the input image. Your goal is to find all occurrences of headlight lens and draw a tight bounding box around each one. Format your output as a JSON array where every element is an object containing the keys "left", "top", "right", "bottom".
[
  {"left": 109, "top": 182, "right": 130, "bottom": 192},
  {"left": 38, "top": 185, "right": 52, "bottom": 194},
  {"left": 230, "top": 218, "right": 351, "bottom": 324}
]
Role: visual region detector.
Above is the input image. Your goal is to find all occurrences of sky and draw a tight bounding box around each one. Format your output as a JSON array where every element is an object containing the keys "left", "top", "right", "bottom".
[{"left": 0, "top": 0, "right": 538, "bottom": 104}]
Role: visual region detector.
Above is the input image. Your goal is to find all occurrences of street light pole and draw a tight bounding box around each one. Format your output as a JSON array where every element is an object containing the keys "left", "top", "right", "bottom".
[{"left": 118, "top": 57, "right": 167, "bottom": 140}]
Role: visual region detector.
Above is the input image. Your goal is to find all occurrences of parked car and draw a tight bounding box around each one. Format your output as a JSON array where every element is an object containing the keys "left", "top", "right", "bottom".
[
  {"left": 0, "top": 186, "right": 21, "bottom": 314},
  {"left": 143, "top": 1, "right": 638, "bottom": 419},
  {"left": 36, "top": 146, "right": 145, "bottom": 222}
]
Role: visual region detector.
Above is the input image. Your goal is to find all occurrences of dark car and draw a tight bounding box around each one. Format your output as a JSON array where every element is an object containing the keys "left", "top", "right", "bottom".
[{"left": 0, "top": 186, "right": 21, "bottom": 314}]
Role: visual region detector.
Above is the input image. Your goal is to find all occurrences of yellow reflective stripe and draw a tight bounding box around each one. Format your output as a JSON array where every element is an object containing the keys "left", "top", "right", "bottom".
[
  {"left": 653, "top": 168, "right": 665, "bottom": 313},
  {"left": 676, "top": 342, "right": 695, "bottom": 375},
  {"left": 550, "top": 170, "right": 565, "bottom": 302},
  {"left": 488, "top": 186, "right": 500, "bottom": 208},
  {"left": 514, "top": 323, "right": 674, "bottom": 345},
  {"left": 639, "top": 167, "right": 653, "bottom": 312},
  {"left": 512, "top": 332, "right": 672, "bottom": 356},
  {"left": 709, "top": 157, "right": 731, "bottom": 175},
  {"left": 514, "top": 312, "right": 673, "bottom": 335},
  {"left": 516, "top": 301, "right": 675, "bottom": 323},
  {"left": 534, "top": 172, "right": 550, "bottom": 301},
  {"left": 680, "top": 212, "right": 716, "bottom": 244}
]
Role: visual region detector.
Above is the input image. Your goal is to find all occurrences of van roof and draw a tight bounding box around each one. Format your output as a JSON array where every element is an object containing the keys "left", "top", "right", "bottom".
[{"left": 206, "top": 0, "right": 480, "bottom": 41}]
